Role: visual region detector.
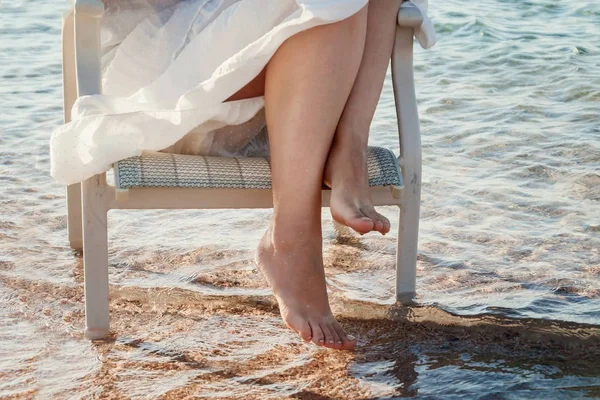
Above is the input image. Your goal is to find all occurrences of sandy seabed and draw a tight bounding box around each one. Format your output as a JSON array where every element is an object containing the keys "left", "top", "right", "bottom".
[{"left": 1, "top": 244, "right": 599, "bottom": 399}]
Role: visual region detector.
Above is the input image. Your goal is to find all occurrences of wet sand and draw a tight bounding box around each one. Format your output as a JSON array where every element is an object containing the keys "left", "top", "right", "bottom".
[{"left": 2, "top": 250, "right": 599, "bottom": 398}]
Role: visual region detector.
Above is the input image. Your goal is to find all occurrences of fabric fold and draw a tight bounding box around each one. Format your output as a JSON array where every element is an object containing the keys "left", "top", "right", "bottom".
[{"left": 403, "top": 0, "right": 436, "bottom": 49}]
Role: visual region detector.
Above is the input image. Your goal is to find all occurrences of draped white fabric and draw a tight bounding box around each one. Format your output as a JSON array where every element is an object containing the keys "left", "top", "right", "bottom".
[
  {"left": 403, "top": 0, "right": 436, "bottom": 49},
  {"left": 51, "top": 0, "right": 435, "bottom": 185}
]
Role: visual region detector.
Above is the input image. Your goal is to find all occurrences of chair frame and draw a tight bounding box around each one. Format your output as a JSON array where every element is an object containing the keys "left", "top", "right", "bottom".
[{"left": 64, "top": 0, "right": 423, "bottom": 340}]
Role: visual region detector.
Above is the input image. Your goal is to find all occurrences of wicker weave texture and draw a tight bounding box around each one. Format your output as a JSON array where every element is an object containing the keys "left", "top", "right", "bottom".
[{"left": 115, "top": 146, "right": 401, "bottom": 190}]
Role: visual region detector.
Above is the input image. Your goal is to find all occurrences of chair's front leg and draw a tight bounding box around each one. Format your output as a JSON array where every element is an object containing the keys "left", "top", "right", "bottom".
[
  {"left": 392, "top": 11, "right": 423, "bottom": 303},
  {"left": 395, "top": 201, "right": 419, "bottom": 303},
  {"left": 82, "top": 174, "right": 110, "bottom": 339}
]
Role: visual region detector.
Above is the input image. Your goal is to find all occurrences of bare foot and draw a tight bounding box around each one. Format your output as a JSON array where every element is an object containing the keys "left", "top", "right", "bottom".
[
  {"left": 324, "top": 136, "right": 391, "bottom": 235},
  {"left": 256, "top": 225, "right": 356, "bottom": 350}
]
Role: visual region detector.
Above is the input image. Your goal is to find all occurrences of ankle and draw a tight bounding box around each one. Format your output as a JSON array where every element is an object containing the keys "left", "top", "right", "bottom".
[
  {"left": 266, "top": 219, "right": 322, "bottom": 249},
  {"left": 331, "top": 134, "right": 368, "bottom": 158}
]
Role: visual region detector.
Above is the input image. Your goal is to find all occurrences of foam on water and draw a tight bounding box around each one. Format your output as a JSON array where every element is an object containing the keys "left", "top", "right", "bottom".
[{"left": 0, "top": 0, "right": 599, "bottom": 398}]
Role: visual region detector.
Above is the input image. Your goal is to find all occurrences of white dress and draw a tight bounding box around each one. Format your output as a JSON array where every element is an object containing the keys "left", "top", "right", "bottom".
[{"left": 50, "top": 0, "right": 435, "bottom": 185}]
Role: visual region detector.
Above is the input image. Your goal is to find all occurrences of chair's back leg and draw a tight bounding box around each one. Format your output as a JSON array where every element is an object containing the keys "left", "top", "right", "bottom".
[
  {"left": 391, "top": 25, "right": 422, "bottom": 303},
  {"left": 67, "top": 184, "right": 83, "bottom": 250},
  {"left": 73, "top": 0, "right": 110, "bottom": 339},
  {"left": 63, "top": 10, "right": 83, "bottom": 250}
]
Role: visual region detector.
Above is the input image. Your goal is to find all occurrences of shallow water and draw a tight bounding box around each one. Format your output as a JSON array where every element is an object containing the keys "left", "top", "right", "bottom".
[{"left": 1, "top": 0, "right": 599, "bottom": 398}]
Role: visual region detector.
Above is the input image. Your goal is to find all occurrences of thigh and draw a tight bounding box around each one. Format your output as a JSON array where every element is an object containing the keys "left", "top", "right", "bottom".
[{"left": 225, "top": 68, "right": 266, "bottom": 102}]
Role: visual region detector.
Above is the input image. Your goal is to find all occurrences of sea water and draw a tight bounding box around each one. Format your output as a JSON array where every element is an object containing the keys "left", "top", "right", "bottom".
[{"left": 0, "top": 0, "right": 599, "bottom": 398}]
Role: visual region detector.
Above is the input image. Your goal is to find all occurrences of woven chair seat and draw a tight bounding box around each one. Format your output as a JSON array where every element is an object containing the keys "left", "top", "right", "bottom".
[{"left": 114, "top": 146, "right": 402, "bottom": 190}]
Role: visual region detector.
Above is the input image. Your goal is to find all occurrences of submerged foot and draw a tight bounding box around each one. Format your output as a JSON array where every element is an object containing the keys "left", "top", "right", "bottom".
[
  {"left": 256, "top": 226, "right": 356, "bottom": 350},
  {"left": 324, "top": 136, "right": 391, "bottom": 235}
]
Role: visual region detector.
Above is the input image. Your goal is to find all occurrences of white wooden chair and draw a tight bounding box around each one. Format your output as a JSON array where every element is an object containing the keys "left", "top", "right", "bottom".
[{"left": 64, "top": 0, "right": 425, "bottom": 340}]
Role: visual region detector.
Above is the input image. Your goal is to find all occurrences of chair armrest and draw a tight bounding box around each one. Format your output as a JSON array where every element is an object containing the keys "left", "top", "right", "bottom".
[
  {"left": 397, "top": 2, "right": 424, "bottom": 28},
  {"left": 392, "top": 15, "right": 422, "bottom": 203},
  {"left": 74, "top": 0, "right": 104, "bottom": 97}
]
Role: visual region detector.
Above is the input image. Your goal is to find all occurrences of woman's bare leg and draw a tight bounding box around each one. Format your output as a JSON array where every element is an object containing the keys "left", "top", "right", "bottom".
[
  {"left": 225, "top": 69, "right": 266, "bottom": 103},
  {"left": 256, "top": 8, "right": 368, "bottom": 350},
  {"left": 325, "top": 0, "right": 403, "bottom": 235}
]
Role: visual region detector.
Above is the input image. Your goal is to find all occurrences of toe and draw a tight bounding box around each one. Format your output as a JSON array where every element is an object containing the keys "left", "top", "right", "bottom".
[
  {"left": 361, "top": 206, "right": 390, "bottom": 235},
  {"left": 297, "top": 320, "right": 313, "bottom": 343},
  {"left": 345, "top": 213, "right": 374, "bottom": 235},
  {"left": 320, "top": 322, "right": 341, "bottom": 349},
  {"left": 355, "top": 220, "right": 375, "bottom": 235},
  {"left": 332, "top": 320, "right": 357, "bottom": 350},
  {"left": 285, "top": 314, "right": 313, "bottom": 343},
  {"left": 360, "top": 206, "right": 382, "bottom": 232},
  {"left": 380, "top": 214, "right": 391, "bottom": 235},
  {"left": 309, "top": 321, "right": 326, "bottom": 346},
  {"left": 342, "top": 334, "right": 357, "bottom": 350},
  {"left": 327, "top": 321, "right": 343, "bottom": 347},
  {"left": 331, "top": 203, "right": 374, "bottom": 234}
]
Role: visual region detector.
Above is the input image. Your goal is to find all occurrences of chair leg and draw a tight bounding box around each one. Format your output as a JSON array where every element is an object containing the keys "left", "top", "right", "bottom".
[
  {"left": 396, "top": 203, "right": 418, "bottom": 304},
  {"left": 81, "top": 175, "right": 110, "bottom": 339},
  {"left": 67, "top": 183, "right": 83, "bottom": 250}
]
